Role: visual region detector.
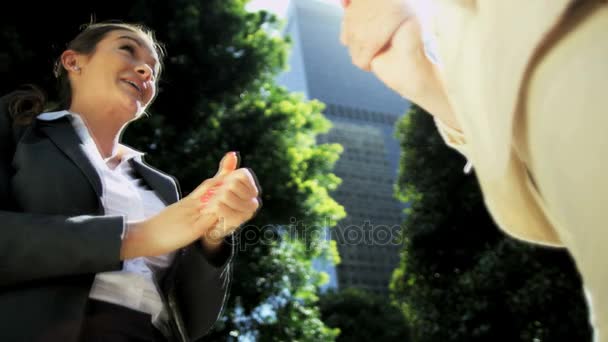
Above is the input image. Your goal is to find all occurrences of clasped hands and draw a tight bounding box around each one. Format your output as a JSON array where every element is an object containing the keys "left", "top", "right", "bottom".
[{"left": 121, "top": 152, "right": 260, "bottom": 259}]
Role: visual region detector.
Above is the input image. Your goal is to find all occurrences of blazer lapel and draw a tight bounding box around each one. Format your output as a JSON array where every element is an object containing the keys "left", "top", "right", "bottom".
[
  {"left": 130, "top": 158, "right": 180, "bottom": 205},
  {"left": 38, "top": 116, "right": 179, "bottom": 206},
  {"left": 37, "top": 117, "right": 103, "bottom": 199}
]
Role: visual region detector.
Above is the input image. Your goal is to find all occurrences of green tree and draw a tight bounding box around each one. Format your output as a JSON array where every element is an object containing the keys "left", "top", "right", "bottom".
[
  {"left": 391, "top": 105, "right": 592, "bottom": 341},
  {"left": 1, "top": 1, "right": 345, "bottom": 340},
  {"left": 319, "top": 288, "right": 412, "bottom": 342}
]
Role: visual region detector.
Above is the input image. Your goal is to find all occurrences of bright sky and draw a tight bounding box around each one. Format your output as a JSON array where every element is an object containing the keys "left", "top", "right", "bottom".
[{"left": 247, "top": 0, "right": 341, "bottom": 18}]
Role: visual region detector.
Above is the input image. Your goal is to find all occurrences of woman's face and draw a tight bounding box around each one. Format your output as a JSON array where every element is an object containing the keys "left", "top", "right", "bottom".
[{"left": 66, "top": 29, "right": 160, "bottom": 120}]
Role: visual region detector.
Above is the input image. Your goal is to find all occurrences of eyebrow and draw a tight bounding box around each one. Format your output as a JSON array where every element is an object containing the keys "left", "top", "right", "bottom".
[
  {"left": 116, "top": 35, "right": 160, "bottom": 74},
  {"left": 117, "top": 35, "right": 146, "bottom": 47}
]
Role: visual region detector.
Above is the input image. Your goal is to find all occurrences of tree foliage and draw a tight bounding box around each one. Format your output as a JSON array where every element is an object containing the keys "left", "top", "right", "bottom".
[
  {"left": 391, "top": 105, "right": 592, "bottom": 341},
  {"left": 319, "top": 288, "right": 411, "bottom": 342}
]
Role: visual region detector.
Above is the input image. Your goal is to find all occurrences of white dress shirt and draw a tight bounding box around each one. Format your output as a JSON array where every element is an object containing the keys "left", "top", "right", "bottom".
[{"left": 37, "top": 110, "right": 175, "bottom": 329}]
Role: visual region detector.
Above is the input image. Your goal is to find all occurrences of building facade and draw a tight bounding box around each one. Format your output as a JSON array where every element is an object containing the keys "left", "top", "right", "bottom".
[{"left": 278, "top": 0, "right": 410, "bottom": 296}]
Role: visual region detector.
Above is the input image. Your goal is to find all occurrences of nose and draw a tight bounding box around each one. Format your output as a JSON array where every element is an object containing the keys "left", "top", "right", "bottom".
[{"left": 135, "top": 63, "right": 154, "bottom": 81}]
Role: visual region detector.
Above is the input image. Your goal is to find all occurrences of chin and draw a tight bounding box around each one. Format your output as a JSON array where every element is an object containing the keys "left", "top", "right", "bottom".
[
  {"left": 134, "top": 108, "right": 147, "bottom": 118},
  {"left": 134, "top": 100, "right": 150, "bottom": 117},
  {"left": 120, "top": 98, "right": 144, "bottom": 119}
]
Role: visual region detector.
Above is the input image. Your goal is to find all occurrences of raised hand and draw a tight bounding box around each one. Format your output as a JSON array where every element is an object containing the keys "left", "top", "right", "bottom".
[
  {"left": 340, "top": 0, "right": 412, "bottom": 71},
  {"left": 341, "top": 0, "right": 461, "bottom": 130},
  {"left": 196, "top": 152, "right": 261, "bottom": 246},
  {"left": 120, "top": 152, "right": 260, "bottom": 259}
]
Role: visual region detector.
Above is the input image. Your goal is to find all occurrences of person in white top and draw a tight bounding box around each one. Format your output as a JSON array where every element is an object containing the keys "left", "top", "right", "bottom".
[
  {"left": 1, "top": 22, "right": 260, "bottom": 342},
  {"left": 340, "top": 0, "right": 607, "bottom": 340}
]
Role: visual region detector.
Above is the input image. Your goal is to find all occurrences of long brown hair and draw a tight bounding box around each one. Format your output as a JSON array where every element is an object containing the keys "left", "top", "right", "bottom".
[{"left": 6, "top": 22, "right": 165, "bottom": 126}]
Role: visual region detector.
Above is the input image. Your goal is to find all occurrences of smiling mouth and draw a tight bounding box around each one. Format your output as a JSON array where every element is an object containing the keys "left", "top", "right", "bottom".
[{"left": 122, "top": 80, "right": 142, "bottom": 95}]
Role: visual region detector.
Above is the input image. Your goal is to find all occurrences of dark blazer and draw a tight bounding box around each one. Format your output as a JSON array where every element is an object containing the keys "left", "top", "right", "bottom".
[{"left": 0, "top": 95, "right": 234, "bottom": 342}]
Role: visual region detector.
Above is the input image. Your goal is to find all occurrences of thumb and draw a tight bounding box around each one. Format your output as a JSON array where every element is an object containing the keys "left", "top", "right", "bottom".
[
  {"left": 215, "top": 151, "right": 239, "bottom": 177},
  {"left": 187, "top": 152, "right": 238, "bottom": 200}
]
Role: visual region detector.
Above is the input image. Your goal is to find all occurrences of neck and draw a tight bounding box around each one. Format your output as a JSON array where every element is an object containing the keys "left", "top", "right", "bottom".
[{"left": 68, "top": 103, "right": 130, "bottom": 159}]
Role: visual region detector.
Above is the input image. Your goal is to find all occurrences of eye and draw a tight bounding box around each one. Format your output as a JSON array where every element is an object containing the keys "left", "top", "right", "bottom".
[{"left": 120, "top": 44, "right": 136, "bottom": 55}]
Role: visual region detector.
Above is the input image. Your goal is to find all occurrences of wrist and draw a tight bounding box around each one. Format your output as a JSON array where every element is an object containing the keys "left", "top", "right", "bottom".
[
  {"left": 199, "top": 234, "right": 233, "bottom": 268},
  {"left": 416, "top": 71, "right": 462, "bottom": 133},
  {"left": 200, "top": 234, "right": 225, "bottom": 254},
  {"left": 121, "top": 220, "right": 151, "bottom": 260}
]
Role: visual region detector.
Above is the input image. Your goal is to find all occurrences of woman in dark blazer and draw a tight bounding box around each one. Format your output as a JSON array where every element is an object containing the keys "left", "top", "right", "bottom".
[{"left": 0, "top": 22, "right": 260, "bottom": 342}]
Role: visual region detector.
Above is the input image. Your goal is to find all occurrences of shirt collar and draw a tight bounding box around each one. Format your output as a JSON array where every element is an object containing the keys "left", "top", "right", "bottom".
[
  {"left": 37, "top": 110, "right": 145, "bottom": 163},
  {"left": 37, "top": 110, "right": 71, "bottom": 121}
]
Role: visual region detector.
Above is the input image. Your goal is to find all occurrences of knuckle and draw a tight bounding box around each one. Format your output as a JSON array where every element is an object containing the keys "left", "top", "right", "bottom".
[
  {"left": 215, "top": 192, "right": 226, "bottom": 204},
  {"left": 353, "top": 55, "right": 365, "bottom": 69},
  {"left": 219, "top": 180, "right": 233, "bottom": 191},
  {"left": 227, "top": 182, "right": 239, "bottom": 194},
  {"left": 355, "top": 53, "right": 371, "bottom": 70},
  {"left": 244, "top": 167, "right": 255, "bottom": 177},
  {"left": 237, "top": 169, "right": 250, "bottom": 181},
  {"left": 201, "top": 179, "right": 214, "bottom": 188},
  {"left": 213, "top": 196, "right": 225, "bottom": 207}
]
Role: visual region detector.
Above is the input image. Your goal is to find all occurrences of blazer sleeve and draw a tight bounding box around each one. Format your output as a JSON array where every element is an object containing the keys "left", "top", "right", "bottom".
[
  {"left": 0, "top": 96, "right": 124, "bottom": 287},
  {"left": 0, "top": 211, "right": 125, "bottom": 287},
  {"left": 163, "top": 235, "right": 235, "bottom": 341}
]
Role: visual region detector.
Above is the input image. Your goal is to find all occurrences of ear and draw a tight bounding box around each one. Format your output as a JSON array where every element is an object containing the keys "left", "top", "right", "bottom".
[{"left": 60, "top": 50, "right": 85, "bottom": 74}]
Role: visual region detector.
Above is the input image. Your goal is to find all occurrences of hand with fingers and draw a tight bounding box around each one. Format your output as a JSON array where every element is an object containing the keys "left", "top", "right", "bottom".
[
  {"left": 120, "top": 152, "right": 261, "bottom": 259},
  {"left": 194, "top": 152, "right": 261, "bottom": 251},
  {"left": 340, "top": 0, "right": 460, "bottom": 130},
  {"left": 340, "top": 0, "right": 412, "bottom": 71}
]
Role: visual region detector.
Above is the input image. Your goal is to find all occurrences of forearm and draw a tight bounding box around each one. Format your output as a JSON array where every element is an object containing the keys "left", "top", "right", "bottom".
[{"left": 421, "top": 64, "right": 463, "bottom": 133}]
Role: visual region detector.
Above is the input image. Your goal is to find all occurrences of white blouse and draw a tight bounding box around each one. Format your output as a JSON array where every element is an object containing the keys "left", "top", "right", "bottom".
[{"left": 37, "top": 110, "right": 174, "bottom": 330}]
